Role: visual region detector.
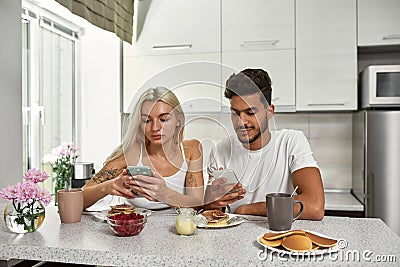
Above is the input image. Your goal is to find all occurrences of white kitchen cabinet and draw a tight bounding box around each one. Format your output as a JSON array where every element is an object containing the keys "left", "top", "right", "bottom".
[
  {"left": 221, "top": 0, "right": 295, "bottom": 112},
  {"left": 358, "top": 0, "right": 400, "bottom": 46},
  {"left": 221, "top": 0, "right": 294, "bottom": 52},
  {"left": 124, "top": 0, "right": 220, "bottom": 56},
  {"left": 296, "top": 0, "right": 357, "bottom": 111},
  {"left": 222, "top": 50, "right": 295, "bottom": 112},
  {"left": 123, "top": 53, "right": 222, "bottom": 113}
]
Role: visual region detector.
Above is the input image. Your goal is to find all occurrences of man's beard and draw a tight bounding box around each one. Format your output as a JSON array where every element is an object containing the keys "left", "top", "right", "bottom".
[{"left": 236, "top": 120, "right": 269, "bottom": 144}]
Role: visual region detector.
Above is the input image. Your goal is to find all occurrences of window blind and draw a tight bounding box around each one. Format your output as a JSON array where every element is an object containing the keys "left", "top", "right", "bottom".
[{"left": 55, "top": 0, "right": 134, "bottom": 43}]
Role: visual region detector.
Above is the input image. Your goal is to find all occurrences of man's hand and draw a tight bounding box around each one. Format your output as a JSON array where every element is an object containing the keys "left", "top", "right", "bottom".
[
  {"left": 204, "top": 178, "right": 246, "bottom": 209},
  {"left": 234, "top": 202, "right": 267, "bottom": 216}
]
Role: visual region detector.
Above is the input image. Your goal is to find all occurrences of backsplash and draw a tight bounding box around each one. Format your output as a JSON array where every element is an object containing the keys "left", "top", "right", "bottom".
[{"left": 184, "top": 112, "right": 352, "bottom": 190}]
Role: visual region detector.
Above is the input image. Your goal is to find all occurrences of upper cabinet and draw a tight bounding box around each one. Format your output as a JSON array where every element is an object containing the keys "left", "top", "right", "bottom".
[
  {"left": 221, "top": 50, "right": 295, "bottom": 112},
  {"left": 221, "top": 0, "right": 294, "bottom": 52},
  {"left": 123, "top": 53, "right": 221, "bottom": 113},
  {"left": 221, "top": 0, "right": 295, "bottom": 112},
  {"left": 124, "top": 0, "right": 220, "bottom": 56},
  {"left": 122, "top": 0, "right": 222, "bottom": 113},
  {"left": 358, "top": 0, "right": 400, "bottom": 46},
  {"left": 296, "top": 0, "right": 357, "bottom": 111},
  {"left": 123, "top": 0, "right": 360, "bottom": 113}
]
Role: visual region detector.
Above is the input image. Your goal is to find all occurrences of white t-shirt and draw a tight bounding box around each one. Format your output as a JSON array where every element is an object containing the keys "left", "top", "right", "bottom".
[{"left": 207, "top": 129, "right": 319, "bottom": 213}]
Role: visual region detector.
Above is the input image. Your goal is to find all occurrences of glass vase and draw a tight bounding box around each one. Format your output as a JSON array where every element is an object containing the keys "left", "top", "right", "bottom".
[
  {"left": 3, "top": 200, "right": 46, "bottom": 233},
  {"left": 53, "top": 169, "right": 73, "bottom": 206}
]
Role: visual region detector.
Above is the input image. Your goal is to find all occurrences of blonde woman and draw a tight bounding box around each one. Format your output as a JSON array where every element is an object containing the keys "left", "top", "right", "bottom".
[{"left": 82, "top": 87, "right": 204, "bottom": 211}]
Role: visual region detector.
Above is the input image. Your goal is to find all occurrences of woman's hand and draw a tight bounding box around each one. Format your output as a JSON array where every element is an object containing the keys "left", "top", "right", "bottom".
[
  {"left": 128, "top": 171, "right": 170, "bottom": 203},
  {"left": 104, "top": 169, "right": 137, "bottom": 199}
]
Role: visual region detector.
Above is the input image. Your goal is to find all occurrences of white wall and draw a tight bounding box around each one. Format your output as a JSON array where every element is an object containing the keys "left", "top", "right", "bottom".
[
  {"left": 78, "top": 24, "right": 121, "bottom": 172},
  {"left": 0, "top": 0, "right": 23, "bottom": 189}
]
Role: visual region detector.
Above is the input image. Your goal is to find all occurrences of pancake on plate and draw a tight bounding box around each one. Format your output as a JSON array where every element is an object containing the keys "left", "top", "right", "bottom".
[
  {"left": 260, "top": 230, "right": 338, "bottom": 253},
  {"left": 259, "top": 237, "right": 283, "bottom": 247},
  {"left": 108, "top": 203, "right": 135, "bottom": 214},
  {"left": 282, "top": 235, "right": 313, "bottom": 252},
  {"left": 201, "top": 210, "right": 229, "bottom": 226},
  {"left": 263, "top": 230, "right": 306, "bottom": 241},
  {"left": 305, "top": 231, "right": 338, "bottom": 248}
]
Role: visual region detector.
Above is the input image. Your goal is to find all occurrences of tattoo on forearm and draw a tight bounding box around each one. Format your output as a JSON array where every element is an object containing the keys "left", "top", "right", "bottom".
[
  {"left": 91, "top": 167, "right": 124, "bottom": 184},
  {"left": 187, "top": 173, "right": 197, "bottom": 187}
]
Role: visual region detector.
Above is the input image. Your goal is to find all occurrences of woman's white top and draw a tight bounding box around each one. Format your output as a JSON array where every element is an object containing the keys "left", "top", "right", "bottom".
[{"left": 126, "top": 145, "right": 188, "bottom": 211}]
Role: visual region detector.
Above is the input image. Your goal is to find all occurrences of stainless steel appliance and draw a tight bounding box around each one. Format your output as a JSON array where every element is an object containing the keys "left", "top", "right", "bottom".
[
  {"left": 353, "top": 68, "right": 400, "bottom": 235},
  {"left": 72, "top": 162, "right": 95, "bottom": 188},
  {"left": 361, "top": 65, "right": 400, "bottom": 108}
]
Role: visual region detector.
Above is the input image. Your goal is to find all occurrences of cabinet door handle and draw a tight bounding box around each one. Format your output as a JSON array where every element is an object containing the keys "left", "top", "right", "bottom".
[
  {"left": 241, "top": 40, "right": 279, "bottom": 47},
  {"left": 382, "top": 35, "right": 400, "bottom": 40},
  {"left": 307, "top": 102, "right": 346, "bottom": 106},
  {"left": 152, "top": 44, "right": 192, "bottom": 50}
]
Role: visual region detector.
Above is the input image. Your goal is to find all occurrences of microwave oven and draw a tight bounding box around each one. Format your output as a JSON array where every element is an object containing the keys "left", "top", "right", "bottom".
[{"left": 361, "top": 65, "right": 400, "bottom": 108}]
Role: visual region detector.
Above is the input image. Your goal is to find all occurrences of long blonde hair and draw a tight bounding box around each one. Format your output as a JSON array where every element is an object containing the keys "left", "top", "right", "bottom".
[{"left": 106, "top": 87, "right": 185, "bottom": 163}]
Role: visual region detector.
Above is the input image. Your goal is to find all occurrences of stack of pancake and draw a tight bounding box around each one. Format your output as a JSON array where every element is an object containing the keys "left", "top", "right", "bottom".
[
  {"left": 108, "top": 204, "right": 135, "bottom": 215},
  {"left": 201, "top": 210, "right": 229, "bottom": 226},
  {"left": 259, "top": 230, "right": 338, "bottom": 252}
]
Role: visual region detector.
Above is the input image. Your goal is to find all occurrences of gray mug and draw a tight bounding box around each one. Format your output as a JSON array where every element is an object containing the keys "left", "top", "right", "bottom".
[{"left": 266, "top": 193, "right": 304, "bottom": 231}]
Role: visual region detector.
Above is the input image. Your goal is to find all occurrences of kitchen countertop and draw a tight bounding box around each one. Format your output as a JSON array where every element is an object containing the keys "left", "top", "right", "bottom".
[
  {"left": 1, "top": 203, "right": 399, "bottom": 266},
  {"left": 324, "top": 189, "right": 364, "bottom": 211}
]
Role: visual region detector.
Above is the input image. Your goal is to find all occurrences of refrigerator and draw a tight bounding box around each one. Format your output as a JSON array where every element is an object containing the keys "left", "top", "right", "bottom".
[{"left": 352, "top": 110, "right": 400, "bottom": 235}]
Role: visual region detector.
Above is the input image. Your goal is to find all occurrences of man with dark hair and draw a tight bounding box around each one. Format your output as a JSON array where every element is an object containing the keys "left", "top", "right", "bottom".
[
  {"left": 225, "top": 68, "right": 272, "bottom": 106},
  {"left": 205, "top": 68, "right": 324, "bottom": 220}
]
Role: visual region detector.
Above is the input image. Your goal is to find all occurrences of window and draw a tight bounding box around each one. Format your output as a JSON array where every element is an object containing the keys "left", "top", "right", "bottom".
[{"left": 21, "top": 4, "right": 80, "bottom": 181}]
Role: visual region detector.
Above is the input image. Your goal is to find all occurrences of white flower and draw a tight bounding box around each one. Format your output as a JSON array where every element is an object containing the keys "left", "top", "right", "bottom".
[{"left": 42, "top": 153, "right": 58, "bottom": 165}]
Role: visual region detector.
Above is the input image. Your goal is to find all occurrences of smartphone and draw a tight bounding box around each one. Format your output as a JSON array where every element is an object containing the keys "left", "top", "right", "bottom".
[
  {"left": 127, "top": 166, "right": 152, "bottom": 176},
  {"left": 212, "top": 169, "right": 239, "bottom": 184},
  {"left": 127, "top": 166, "right": 151, "bottom": 198},
  {"left": 211, "top": 169, "right": 240, "bottom": 193}
]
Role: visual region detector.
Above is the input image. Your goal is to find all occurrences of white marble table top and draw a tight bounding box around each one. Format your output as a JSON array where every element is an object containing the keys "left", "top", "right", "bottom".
[{"left": 1, "top": 202, "right": 399, "bottom": 266}]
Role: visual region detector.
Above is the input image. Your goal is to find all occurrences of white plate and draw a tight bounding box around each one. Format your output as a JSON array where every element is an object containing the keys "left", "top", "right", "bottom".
[
  {"left": 90, "top": 208, "right": 152, "bottom": 222},
  {"left": 197, "top": 214, "right": 244, "bottom": 228},
  {"left": 256, "top": 230, "right": 344, "bottom": 256}
]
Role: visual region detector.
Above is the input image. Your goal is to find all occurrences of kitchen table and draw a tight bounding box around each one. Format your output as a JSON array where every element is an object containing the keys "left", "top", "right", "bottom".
[{"left": 0, "top": 202, "right": 399, "bottom": 266}]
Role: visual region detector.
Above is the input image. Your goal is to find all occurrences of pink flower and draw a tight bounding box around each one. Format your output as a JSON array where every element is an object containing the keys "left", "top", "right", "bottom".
[
  {"left": 38, "top": 189, "right": 52, "bottom": 206},
  {"left": 24, "top": 168, "right": 48, "bottom": 183},
  {"left": 15, "top": 181, "right": 38, "bottom": 203},
  {"left": 1, "top": 169, "right": 52, "bottom": 207},
  {"left": 0, "top": 185, "right": 18, "bottom": 201}
]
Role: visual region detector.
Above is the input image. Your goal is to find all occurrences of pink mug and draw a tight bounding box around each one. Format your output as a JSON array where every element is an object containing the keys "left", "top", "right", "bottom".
[{"left": 57, "top": 188, "right": 83, "bottom": 223}]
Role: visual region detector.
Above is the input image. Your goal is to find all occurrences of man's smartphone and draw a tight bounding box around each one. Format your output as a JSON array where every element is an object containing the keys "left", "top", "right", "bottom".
[
  {"left": 127, "top": 166, "right": 152, "bottom": 176},
  {"left": 211, "top": 169, "right": 240, "bottom": 193}
]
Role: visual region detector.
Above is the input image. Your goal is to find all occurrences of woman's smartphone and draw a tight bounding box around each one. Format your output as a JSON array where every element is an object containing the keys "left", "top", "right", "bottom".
[
  {"left": 127, "top": 166, "right": 152, "bottom": 176},
  {"left": 127, "top": 166, "right": 152, "bottom": 198},
  {"left": 211, "top": 169, "right": 240, "bottom": 193}
]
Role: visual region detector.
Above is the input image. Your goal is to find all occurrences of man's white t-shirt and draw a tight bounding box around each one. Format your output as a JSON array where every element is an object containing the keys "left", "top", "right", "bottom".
[{"left": 207, "top": 129, "right": 319, "bottom": 213}]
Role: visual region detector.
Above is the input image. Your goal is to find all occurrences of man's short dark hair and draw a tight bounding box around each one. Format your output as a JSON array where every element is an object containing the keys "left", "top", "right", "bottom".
[{"left": 224, "top": 68, "right": 272, "bottom": 106}]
